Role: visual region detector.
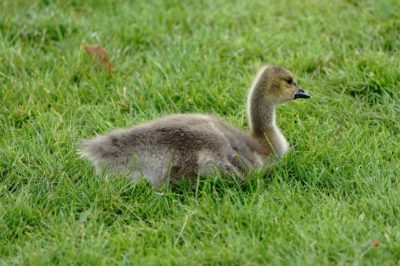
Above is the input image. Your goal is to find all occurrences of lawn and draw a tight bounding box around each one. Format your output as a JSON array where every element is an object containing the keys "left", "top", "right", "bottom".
[{"left": 1, "top": 0, "right": 400, "bottom": 264}]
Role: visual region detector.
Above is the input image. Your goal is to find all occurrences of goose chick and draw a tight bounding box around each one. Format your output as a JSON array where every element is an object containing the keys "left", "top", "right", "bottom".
[{"left": 79, "top": 65, "right": 310, "bottom": 185}]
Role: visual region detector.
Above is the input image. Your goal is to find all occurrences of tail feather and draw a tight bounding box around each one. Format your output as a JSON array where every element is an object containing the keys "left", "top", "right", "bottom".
[{"left": 78, "top": 134, "right": 128, "bottom": 165}]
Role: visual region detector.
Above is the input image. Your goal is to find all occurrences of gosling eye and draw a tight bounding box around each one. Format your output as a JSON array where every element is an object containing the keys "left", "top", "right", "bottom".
[{"left": 286, "top": 77, "right": 293, "bottom": 85}]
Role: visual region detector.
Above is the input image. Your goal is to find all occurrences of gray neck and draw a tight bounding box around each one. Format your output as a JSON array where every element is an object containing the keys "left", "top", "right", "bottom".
[
  {"left": 248, "top": 87, "right": 276, "bottom": 134},
  {"left": 250, "top": 102, "right": 276, "bottom": 134},
  {"left": 248, "top": 87, "right": 289, "bottom": 156}
]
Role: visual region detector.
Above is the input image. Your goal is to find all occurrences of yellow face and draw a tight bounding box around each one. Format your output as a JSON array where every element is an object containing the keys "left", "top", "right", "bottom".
[{"left": 263, "top": 65, "right": 309, "bottom": 104}]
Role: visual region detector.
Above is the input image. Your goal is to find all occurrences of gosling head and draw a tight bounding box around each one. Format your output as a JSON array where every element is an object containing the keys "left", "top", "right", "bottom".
[{"left": 252, "top": 64, "right": 310, "bottom": 105}]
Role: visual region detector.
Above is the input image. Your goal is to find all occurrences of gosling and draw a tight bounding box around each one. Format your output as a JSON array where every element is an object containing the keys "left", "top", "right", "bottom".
[{"left": 79, "top": 65, "right": 310, "bottom": 185}]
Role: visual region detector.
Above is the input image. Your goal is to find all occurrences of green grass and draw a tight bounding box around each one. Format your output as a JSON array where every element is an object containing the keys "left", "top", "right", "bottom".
[{"left": 1, "top": 0, "right": 400, "bottom": 264}]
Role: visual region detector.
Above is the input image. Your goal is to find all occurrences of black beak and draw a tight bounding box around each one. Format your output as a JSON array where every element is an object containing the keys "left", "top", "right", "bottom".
[{"left": 294, "top": 86, "right": 310, "bottom": 99}]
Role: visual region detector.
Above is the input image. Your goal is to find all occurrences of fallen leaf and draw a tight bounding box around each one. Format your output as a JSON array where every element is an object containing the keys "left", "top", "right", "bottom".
[
  {"left": 371, "top": 239, "right": 379, "bottom": 247},
  {"left": 83, "top": 44, "right": 113, "bottom": 74}
]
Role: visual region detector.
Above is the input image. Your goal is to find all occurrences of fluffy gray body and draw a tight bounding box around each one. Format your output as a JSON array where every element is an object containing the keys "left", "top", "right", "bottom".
[
  {"left": 78, "top": 65, "right": 310, "bottom": 185},
  {"left": 79, "top": 114, "right": 265, "bottom": 185}
]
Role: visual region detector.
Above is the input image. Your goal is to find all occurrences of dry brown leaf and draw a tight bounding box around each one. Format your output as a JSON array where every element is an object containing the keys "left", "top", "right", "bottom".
[
  {"left": 371, "top": 239, "right": 379, "bottom": 247},
  {"left": 83, "top": 44, "right": 113, "bottom": 74}
]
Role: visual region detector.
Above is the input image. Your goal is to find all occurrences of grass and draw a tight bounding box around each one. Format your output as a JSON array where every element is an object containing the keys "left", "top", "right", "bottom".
[{"left": 1, "top": 0, "right": 400, "bottom": 264}]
